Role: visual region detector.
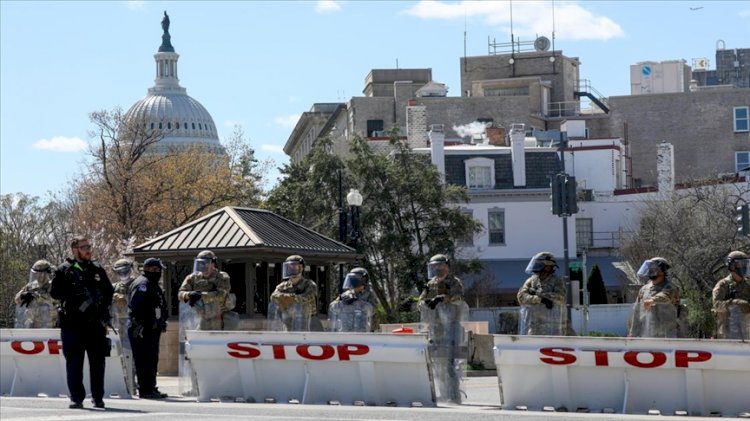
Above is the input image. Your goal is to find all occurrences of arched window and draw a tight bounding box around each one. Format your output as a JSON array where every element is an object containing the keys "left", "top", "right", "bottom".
[
  {"left": 184, "top": 123, "right": 187, "bottom": 129},
  {"left": 199, "top": 123, "right": 202, "bottom": 130},
  {"left": 151, "top": 123, "right": 154, "bottom": 130},
  {"left": 168, "top": 122, "right": 171, "bottom": 129},
  {"left": 192, "top": 123, "right": 195, "bottom": 130},
  {"left": 159, "top": 122, "right": 162, "bottom": 129}
]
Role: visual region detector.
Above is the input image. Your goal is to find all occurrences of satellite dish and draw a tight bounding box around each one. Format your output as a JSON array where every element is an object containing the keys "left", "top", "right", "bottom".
[{"left": 534, "top": 36, "right": 551, "bottom": 52}]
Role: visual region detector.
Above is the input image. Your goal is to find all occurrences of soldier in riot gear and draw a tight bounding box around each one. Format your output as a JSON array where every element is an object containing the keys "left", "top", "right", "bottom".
[
  {"left": 328, "top": 269, "right": 374, "bottom": 332},
  {"left": 713, "top": 250, "right": 750, "bottom": 339},
  {"left": 517, "top": 252, "right": 567, "bottom": 335},
  {"left": 348, "top": 267, "right": 378, "bottom": 307},
  {"left": 50, "top": 236, "right": 114, "bottom": 409},
  {"left": 269, "top": 255, "right": 318, "bottom": 331},
  {"left": 14, "top": 259, "right": 58, "bottom": 328},
  {"left": 178, "top": 250, "right": 231, "bottom": 330},
  {"left": 110, "top": 258, "right": 137, "bottom": 395},
  {"left": 418, "top": 254, "right": 469, "bottom": 404},
  {"left": 128, "top": 258, "right": 169, "bottom": 399},
  {"left": 628, "top": 257, "right": 680, "bottom": 338}
]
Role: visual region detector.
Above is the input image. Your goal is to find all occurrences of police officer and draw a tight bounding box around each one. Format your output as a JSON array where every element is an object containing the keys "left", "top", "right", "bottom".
[
  {"left": 418, "top": 254, "right": 465, "bottom": 310},
  {"left": 128, "top": 258, "right": 168, "bottom": 399},
  {"left": 628, "top": 257, "right": 680, "bottom": 338},
  {"left": 713, "top": 250, "right": 750, "bottom": 339},
  {"left": 516, "top": 252, "right": 567, "bottom": 335},
  {"left": 178, "top": 250, "right": 231, "bottom": 330},
  {"left": 270, "top": 255, "right": 318, "bottom": 331},
  {"left": 14, "top": 259, "right": 58, "bottom": 328},
  {"left": 50, "top": 236, "right": 114, "bottom": 409}
]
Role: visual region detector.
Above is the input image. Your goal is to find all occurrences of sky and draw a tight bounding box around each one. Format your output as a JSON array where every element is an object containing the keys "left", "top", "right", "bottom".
[{"left": 2, "top": 1, "right": 749, "bottom": 199}]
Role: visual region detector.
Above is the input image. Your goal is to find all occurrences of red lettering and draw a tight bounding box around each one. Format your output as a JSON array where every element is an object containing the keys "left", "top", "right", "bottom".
[
  {"left": 593, "top": 350, "right": 610, "bottom": 366},
  {"left": 675, "top": 350, "right": 711, "bottom": 368},
  {"left": 227, "top": 342, "right": 261, "bottom": 359},
  {"left": 270, "top": 344, "right": 286, "bottom": 360},
  {"left": 624, "top": 351, "right": 666, "bottom": 368},
  {"left": 540, "top": 347, "right": 576, "bottom": 365},
  {"left": 47, "top": 339, "right": 61, "bottom": 355},
  {"left": 337, "top": 344, "right": 369, "bottom": 361},
  {"left": 11, "top": 340, "right": 45, "bottom": 355},
  {"left": 297, "top": 345, "right": 335, "bottom": 360}
]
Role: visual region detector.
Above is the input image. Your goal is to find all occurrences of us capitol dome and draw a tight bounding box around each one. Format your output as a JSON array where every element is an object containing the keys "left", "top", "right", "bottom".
[{"left": 124, "top": 12, "right": 223, "bottom": 154}]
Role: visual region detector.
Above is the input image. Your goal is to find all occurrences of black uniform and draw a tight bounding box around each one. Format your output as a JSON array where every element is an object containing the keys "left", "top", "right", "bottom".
[
  {"left": 50, "top": 258, "right": 113, "bottom": 406},
  {"left": 128, "top": 275, "right": 167, "bottom": 397}
]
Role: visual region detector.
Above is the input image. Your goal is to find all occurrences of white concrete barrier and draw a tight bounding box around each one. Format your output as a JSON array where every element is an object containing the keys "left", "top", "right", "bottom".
[
  {"left": 0, "top": 328, "right": 131, "bottom": 398},
  {"left": 185, "top": 330, "right": 435, "bottom": 406},
  {"left": 493, "top": 335, "right": 750, "bottom": 416}
]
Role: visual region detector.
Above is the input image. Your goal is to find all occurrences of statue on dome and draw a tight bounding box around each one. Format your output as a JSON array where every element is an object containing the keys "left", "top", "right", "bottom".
[{"left": 161, "top": 11, "right": 170, "bottom": 34}]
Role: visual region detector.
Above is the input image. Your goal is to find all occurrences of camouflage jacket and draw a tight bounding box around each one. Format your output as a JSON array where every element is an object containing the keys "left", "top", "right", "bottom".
[
  {"left": 178, "top": 270, "right": 231, "bottom": 318},
  {"left": 712, "top": 275, "right": 750, "bottom": 313},
  {"left": 418, "top": 275, "right": 464, "bottom": 309},
  {"left": 634, "top": 280, "right": 680, "bottom": 306},
  {"left": 112, "top": 276, "right": 137, "bottom": 320},
  {"left": 271, "top": 277, "right": 318, "bottom": 314},
  {"left": 15, "top": 281, "right": 57, "bottom": 307},
  {"left": 517, "top": 273, "right": 566, "bottom": 305}
]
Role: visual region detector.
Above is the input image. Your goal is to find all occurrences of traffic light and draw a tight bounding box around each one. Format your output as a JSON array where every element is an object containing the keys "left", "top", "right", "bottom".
[
  {"left": 737, "top": 204, "right": 749, "bottom": 236},
  {"left": 550, "top": 173, "right": 578, "bottom": 216}
]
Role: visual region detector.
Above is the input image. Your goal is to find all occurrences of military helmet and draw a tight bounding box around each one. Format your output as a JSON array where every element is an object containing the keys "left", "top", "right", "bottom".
[
  {"left": 525, "top": 252, "right": 558, "bottom": 274},
  {"left": 429, "top": 254, "right": 450, "bottom": 266},
  {"left": 350, "top": 267, "right": 368, "bottom": 277},
  {"left": 649, "top": 257, "right": 670, "bottom": 271},
  {"left": 285, "top": 255, "right": 305, "bottom": 265},
  {"left": 113, "top": 258, "right": 132, "bottom": 270},
  {"left": 197, "top": 250, "right": 216, "bottom": 261},
  {"left": 31, "top": 259, "right": 52, "bottom": 273},
  {"left": 726, "top": 250, "right": 748, "bottom": 266}
]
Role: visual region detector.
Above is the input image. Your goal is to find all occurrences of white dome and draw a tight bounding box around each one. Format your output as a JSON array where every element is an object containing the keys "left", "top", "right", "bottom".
[{"left": 124, "top": 14, "right": 222, "bottom": 153}]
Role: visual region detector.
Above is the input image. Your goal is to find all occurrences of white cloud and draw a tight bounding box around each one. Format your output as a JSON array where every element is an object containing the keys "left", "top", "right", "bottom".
[
  {"left": 274, "top": 114, "right": 301, "bottom": 129},
  {"left": 288, "top": 95, "right": 301, "bottom": 103},
  {"left": 403, "top": 1, "right": 624, "bottom": 41},
  {"left": 315, "top": 0, "right": 342, "bottom": 14},
  {"left": 453, "top": 121, "right": 488, "bottom": 138},
  {"left": 32, "top": 136, "right": 88, "bottom": 152},
  {"left": 739, "top": 9, "right": 750, "bottom": 18},
  {"left": 126, "top": 1, "right": 145, "bottom": 10},
  {"left": 260, "top": 144, "right": 285, "bottom": 154}
]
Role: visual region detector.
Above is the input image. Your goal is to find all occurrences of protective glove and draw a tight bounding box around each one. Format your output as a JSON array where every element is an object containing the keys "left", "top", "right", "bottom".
[
  {"left": 541, "top": 297, "right": 554, "bottom": 309},
  {"left": 428, "top": 295, "right": 444, "bottom": 310},
  {"left": 731, "top": 298, "right": 750, "bottom": 313},
  {"left": 188, "top": 291, "right": 202, "bottom": 306},
  {"left": 341, "top": 294, "right": 356, "bottom": 305},
  {"left": 20, "top": 292, "right": 34, "bottom": 307},
  {"left": 526, "top": 288, "right": 537, "bottom": 296}
]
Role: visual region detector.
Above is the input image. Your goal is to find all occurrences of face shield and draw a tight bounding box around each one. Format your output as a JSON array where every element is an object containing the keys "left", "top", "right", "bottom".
[
  {"left": 637, "top": 260, "right": 661, "bottom": 280},
  {"left": 193, "top": 258, "right": 212, "bottom": 275},
  {"left": 282, "top": 261, "right": 302, "bottom": 279},
  {"left": 525, "top": 257, "right": 556, "bottom": 275},
  {"left": 114, "top": 265, "right": 132, "bottom": 281},
  {"left": 427, "top": 262, "right": 448, "bottom": 279},
  {"left": 29, "top": 269, "right": 50, "bottom": 287},
  {"left": 731, "top": 258, "right": 750, "bottom": 278},
  {"left": 343, "top": 273, "right": 364, "bottom": 290}
]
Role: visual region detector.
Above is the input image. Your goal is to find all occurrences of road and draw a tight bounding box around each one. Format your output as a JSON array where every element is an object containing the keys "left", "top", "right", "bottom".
[{"left": 0, "top": 376, "right": 731, "bottom": 421}]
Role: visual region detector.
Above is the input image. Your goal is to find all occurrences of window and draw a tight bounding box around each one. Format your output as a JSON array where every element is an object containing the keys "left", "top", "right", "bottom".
[
  {"left": 576, "top": 218, "right": 593, "bottom": 252},
  {"left": 736, "top": 152, "right": 750, "bottom": 173},
  {"left": 464, "top": 157, "right": 494, "bottom": 189},
  {"left": 458, "top": 209, "right": 474, "bottom": 247},
  {"left": 735, "top": 107, "right": 749, "bottom": 132},
  {"left": 366, "top": 119, "right": 384, "bottom": 137},
  {"left": 488, "top": 209, "right": 505, "bottom": 245}
]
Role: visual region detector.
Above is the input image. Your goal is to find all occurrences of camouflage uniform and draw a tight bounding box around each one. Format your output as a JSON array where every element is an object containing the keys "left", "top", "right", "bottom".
[
  {"left": 712, "top": 275, "right": 750, "bottom": 339},
  {"left": 270, "top": 277, "right": 318, "bottom": 315},
  {"left": 418, "top": 275, "right": 464, "bottom": 309},
  {"left": 328, "top": 290, "right": 374, "bottom": 332},
  {"left": 112, "top": 275, "right": 137, "bottom": 334},
  {"left": 517, "top": 273, "right": 566, "bottom": 335},
  {"left": 14, "top": 279, "right": 59, "bottom": 328},
  {"left": 628, "top": 280, "right": 680, "bottom": 338},
  {"left": 178, "top": 270, "right": 231, "bottom": 330}
]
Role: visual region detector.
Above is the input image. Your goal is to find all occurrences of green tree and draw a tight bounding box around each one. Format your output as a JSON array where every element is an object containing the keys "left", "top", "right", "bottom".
[
  {"left": 587, "top": 264, "right": 608, "bottom": 304},
  {"left": 266, "top": 133, "right": 483, "bottom": 320}
]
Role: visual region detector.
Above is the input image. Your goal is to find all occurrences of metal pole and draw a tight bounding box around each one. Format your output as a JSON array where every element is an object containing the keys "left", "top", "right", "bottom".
[
  {"left": 559, "top": 131, "right": 573, "bottom": 328},
  {"left": 582, "top": 248, "right": 589, "bottom": 335},
  {"left": 338, "top": 169, "right": 346, "bottom": 294}
]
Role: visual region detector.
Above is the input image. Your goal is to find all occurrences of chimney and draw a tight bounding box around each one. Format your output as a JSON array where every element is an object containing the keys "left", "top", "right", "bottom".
[
  {"left": 656, "top": 141, "right": 674, "bottom": 195},
  {"left": 486, "top": 126, "right": 507, "bottom": 146},
  {"left": 406, "top": 104, "right": 428, "bottom": 148},
  {"left": 510, "top": 124, "right": 526, "bottom": 187},
  {"left": 429, "top": 124, "right": 445, "bottom": 183}
]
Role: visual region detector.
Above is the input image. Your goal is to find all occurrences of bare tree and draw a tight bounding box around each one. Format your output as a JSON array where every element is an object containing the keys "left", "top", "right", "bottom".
[{"left": 620, "top": 179, "right": 750, "bottom": 337}]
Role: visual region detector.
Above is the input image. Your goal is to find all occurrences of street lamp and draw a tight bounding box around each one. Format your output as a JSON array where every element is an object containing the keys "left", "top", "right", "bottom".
[{"left": 346, "top": 189, "right": 363, "bottom": 252}]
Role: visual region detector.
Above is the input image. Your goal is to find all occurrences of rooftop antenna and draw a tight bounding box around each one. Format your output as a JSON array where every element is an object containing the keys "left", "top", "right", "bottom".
[
  {"left": 510, "top": 0, "right": 515, "bottom": 54},
  {"left": 396, "top": 58, "right": 399, "bottom": 69},
  {"left": 463, "top": 4, "right": 467, "bottom": 72},
  {"left": 551, "top": 0, "right": 557, "bottom": 72}
]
